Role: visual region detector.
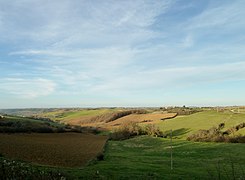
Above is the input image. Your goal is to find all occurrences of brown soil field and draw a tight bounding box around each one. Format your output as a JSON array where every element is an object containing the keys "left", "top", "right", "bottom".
[
  {"left": 0, "top": 133, "right": 107, "bottom": 167},
  {"left": 106, "top": 113, "right": 177, "bottom": 128},
  {"left": 68, "top": 113, "right": 177, "bottom": 130},
  {"left": 66, "top": 110, "right": 146, "bottom": 126}
]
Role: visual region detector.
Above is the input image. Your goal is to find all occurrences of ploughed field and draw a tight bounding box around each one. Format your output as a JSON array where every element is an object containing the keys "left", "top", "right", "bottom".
[
  {"left": 0, "top": 133, "right": 107, "bottom": 167},
  {"left": 56, "top": 111, "right": 178, "bottom": 130},
  {"left": 106, "top": 113, "right": 177, "bottom": 128}
]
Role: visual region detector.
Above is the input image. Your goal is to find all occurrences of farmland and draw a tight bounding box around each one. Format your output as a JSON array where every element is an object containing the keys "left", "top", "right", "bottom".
[
  {"left": 106, "top": 113, "right": 177, "bottom": 129},
  {"left": 0, "top": 133, "right": 107, "bottom": 167},
  {"left": 0, "top": 108, "right": 245, "bottom": 179},
  {"left": 1, "top": 108, "right": 178, "bottom": 130}
]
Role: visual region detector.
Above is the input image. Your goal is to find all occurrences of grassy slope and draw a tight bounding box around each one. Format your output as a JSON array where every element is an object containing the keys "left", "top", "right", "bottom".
[
  {"left": 0, "top": 115, "right": 64, "bottom": 132},
  {"left": 41, "top": 109, "right": 245, "bottom": 136},
  {"left": 2, "top": 115, "right": 59, "bottom": 126},
  {"left": 71, "top": 136, "right": 245, "bottom": 179},
  {"left": 157, "top": 110, "right": 245, "bottom": 138},
  {"left": 42, "top": 109, "right": 118, "bottom": 121}
]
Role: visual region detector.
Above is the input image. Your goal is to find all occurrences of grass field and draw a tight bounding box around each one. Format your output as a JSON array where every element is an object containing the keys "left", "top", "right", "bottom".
[
  {"left": 67, "top": 136, "right": 245, "bottom": 179},
  {"left": 0, "top": 133, "right": 107, "bottom": 167},
  {"left": 40, "top": 108, "right": 118, "bottom": 121},
  {"left": 157, "top": 110, "right": 245, "bottom": 139}
]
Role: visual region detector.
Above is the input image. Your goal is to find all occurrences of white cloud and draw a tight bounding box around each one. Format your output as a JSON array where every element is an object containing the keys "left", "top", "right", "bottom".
[
  {"left": 89, "top": 61, "right": 245, "bottom": 95},
  {"left": 0, "top": 0, "right": 172, "bottom": 46},
  {"left": 181, "top": 35, "right": 194, "bottom": 48},
  {"left": 10, "top": 46, "right": 139, "bottom": 83},
  {"left": 0, "top": 78, "right": 56, "bottom": 98},
  {"left": 1, "top": 0, "right": 245, "bottom": 107},
  {"left": 9, "top": 50, "right": 62, "bottom": 56}
]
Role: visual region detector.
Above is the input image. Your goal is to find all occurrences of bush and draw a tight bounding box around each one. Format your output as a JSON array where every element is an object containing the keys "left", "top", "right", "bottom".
[
  {"left": 223, "top": 122, "right": 245, "bottom": 135},
  {"left": 187, "top": 125, "right": 222, "bottom": 142},
  {"left": 144, "top": 124, "right": 164, "bottom": 137},
  {"left": 227, "top": 135, "right": 245, "bottom": 143},
  {"left": 0, "top": 159, "right": 69, "bottom": 180},
  {"left": 109, "top": 122, "right": 141, "bottom": 140},
  {"left": 96, "top": 152, "right": 104, "bottom": 161},
  {"left": 109, "top": 122, "right": 164, "bottom": 140},
  {"left": 187, "top": 123, "right": 245, "bottom": 143},
  {"left": 33, "top": 126, "right": 54, "bottom": 133}
]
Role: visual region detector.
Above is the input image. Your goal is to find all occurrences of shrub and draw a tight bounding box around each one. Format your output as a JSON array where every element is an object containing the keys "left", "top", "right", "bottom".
[
  {"left": 144, "top": 124, "right": 164, "bottom": 137},
  {"left": 187, "top": 123, "right": 245, "bottom": 143},
  {"left": 109, "top": 122, "right": 164, "bottom": 140},
  {"left": 33, "top": 126, "right": 54, "bottom": 133},
  {"left": 96, "top": 152, "right": 104, "bottom": 161},
  {"left": 223, "top": 122, "right": 245, "bottom": 135},
  {"left": 227, "top": 135, "right": 245, "bottom": 143},
  {"left": 0, "top": 158, "right": 69, "bottom": 180}
]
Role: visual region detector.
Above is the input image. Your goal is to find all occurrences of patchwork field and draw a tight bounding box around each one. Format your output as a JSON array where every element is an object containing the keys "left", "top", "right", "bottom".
[
  {"left": 77, "top": 112, "right": 177, "bottom": 130},
  {"left": 0, "top": 108, "right": 245, "bottom": 179},
  {"left": 0, "top": 133, "right": 107, "bottom": 167},
  {"left": 38, "top": 109, "right": 178, "bottom": 130},
  {"left": 105, "top": 113, "right": 177, "bottom": 128}
]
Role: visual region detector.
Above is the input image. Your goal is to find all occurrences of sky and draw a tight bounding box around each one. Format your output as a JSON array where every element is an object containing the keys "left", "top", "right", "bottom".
[{"left": 0, "top": 0, "right": 245, "bottom": 108}]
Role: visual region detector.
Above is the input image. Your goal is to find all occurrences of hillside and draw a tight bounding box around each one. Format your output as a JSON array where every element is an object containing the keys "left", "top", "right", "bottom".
[
  {"left": 158, "top": 110, "right": 245, "bottom": 138},
  {"left": 44, "top": 109, "right": 177, "bottom": 130},
  {"left": 1, "top": 109, "right": 245, "bottom": 179},
  {"left": 0, "top": 115, "right": 91, "bottom": 133}
]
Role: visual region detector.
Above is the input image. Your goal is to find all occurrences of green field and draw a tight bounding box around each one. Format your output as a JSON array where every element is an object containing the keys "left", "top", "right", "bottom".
[
  {"left": 59, "top": 136, "right": 245, "bottom": 179},
  {"left": 158, "top": 110, "right": 245, "bottom": 138},
  {"left": 39, "top": 108, "right": 119, "bottom": 121}
]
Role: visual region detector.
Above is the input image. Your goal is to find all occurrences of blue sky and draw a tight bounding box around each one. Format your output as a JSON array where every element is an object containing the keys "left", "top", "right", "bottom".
[{"left": 0, "top": 0, "right": 245, "bottom": 108}]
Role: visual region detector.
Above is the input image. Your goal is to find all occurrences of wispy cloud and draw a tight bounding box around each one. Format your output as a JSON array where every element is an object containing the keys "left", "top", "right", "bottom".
[
  {"left": 0, "top": 0, "right": 172, "bottom": 46},
  {"left": 0, "top": 78, "right": 56, "bottom": 98},
  {"left": 89, "top": 61, "right": 245, "bottom": 94},
  {"left": 181, "top": 35, "right": 194, "bottom": 48},
  {"left": 1, "top": 0, "right": 245, "bottom": 107},
  {"left": 187, "top": 1, "right": 245, "bottom": 30}
]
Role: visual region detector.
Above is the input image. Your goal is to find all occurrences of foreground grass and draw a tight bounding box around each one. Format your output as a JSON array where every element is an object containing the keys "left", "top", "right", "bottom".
[
  {"left": 69, "top": 136, "right": 245, "bottom": 179},
  {"left": 158, "top": 110, "right": 245, "bottom": 138}
]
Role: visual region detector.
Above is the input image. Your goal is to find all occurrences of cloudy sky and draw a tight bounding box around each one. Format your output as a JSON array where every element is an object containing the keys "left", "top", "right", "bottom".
[{"left": 0, "top": 0, "right": 245, "bottom": 108}]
